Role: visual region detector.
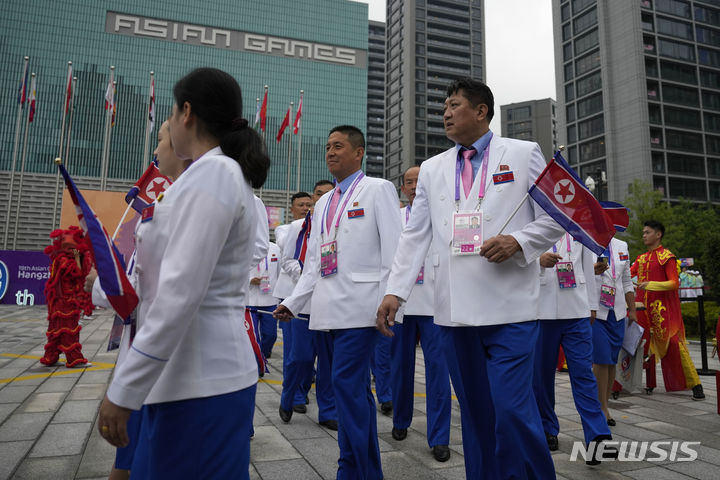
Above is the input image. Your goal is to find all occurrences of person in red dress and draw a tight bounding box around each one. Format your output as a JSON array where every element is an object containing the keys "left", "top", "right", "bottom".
[{"left": 631, "top": 220, "right": 704, "bottom": 400}]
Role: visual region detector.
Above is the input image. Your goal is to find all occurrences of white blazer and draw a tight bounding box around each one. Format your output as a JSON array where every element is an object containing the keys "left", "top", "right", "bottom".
[
  {"left": 593, "top": 238, "right": 634, "bottom": 321},
  {"left": 537, "top": 234, "right": 598, "bottom": 320},
  {"left": 273, "top": 218, "right": 311, "bottom": 315},
  {"left": 386, "top": 136, "right": 565, "bottom": 327},
  {"left": 282, "top": 174, "right": 401, "bottom": 330},
  {"left": 399, "top": 205, "right": 437, "bottom": 320},
  {"left": 107, "top": 147, "right": 258, "bottom": 410},
  {"left": 247, "top": 242, "right": 280, "bottom": 307}
]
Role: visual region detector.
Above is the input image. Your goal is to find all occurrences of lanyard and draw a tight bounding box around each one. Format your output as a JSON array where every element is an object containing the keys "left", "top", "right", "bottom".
[
  {"left": 405, "top": 204, "right": 411, "bottom": 223},
  {"left": 607, "top": 242, "right": 616, "bottom": 280},
  {"left": 256, "top": 257, "right": 268, "bottom": 273},
  {"left": 552, "top": 233, "right": 572, "bottom": 255},
  {"left": 321, "top": 172, "right": 365, "bottom": 239},
  {"left": 455, "top": 133, "right": 493, "bottom": 210}
]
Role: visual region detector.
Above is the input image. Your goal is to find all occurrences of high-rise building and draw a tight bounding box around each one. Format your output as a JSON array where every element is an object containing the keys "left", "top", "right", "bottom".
[
  {"left": 367, "top": 20, "right": 386, "bottom": 178},
  {"left": 501, "top": 98, "right": 558, "bottom": 162},
  {"left": 384, "top": 0, "right": 486, "bottom": 186},
  {"left": 0, "top": 0, "right": 368, "bottom": 250},
  {"left": 553, "top": 0, "right": 720, "bottom": 203}
]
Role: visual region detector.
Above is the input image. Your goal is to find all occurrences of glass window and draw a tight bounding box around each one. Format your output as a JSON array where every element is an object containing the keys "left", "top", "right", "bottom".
[
  {"left": 660, "top": 61, "right": 697, "bottom": 84},
  {"left": 709, "top": 158, "right": 720, "bottom": 178},
  {"left": 568, "top": 124, "right": 577, "bottom": 143},
  {"left": 576, "top": 51, "right": 601, "bottom": 76},
  {"left": 698, "top": 48, "right": 720, "bottom": 67},
  {"left": 667, "top": 153, "right": 704, "bottom": 175},
  {"left": 662, "top": 84, "right": 699, "bottom": 106},
  {"left": 666, "top": 129, "right": 703, "bottom": 152},
  {"left": 567, "top": 104, "right": 576, "bottom": 122},
  {"left": 416, "top": 107, "right": 426, "bottom": 118},
  {"left": 658, "top": 39, "right": 696, "bottom": 61},
  {"left": 574, "top": 8, "right": 597, "bottom": 35},
  {"left": 711, "top": 182, "right": 720, "bottom": 201},
  {"left": 649, "top": 104, "right": 662, "bottom": 123},
  {"left": 563, "top": 23, "right": 572, "bottom": 41},
  {"left": 416, "top": 20, "right": 425, "bottom": 31},
  {"left": 565, "top": 62, "right": 574, "bottom": 82},
  {"left": 695, "top": 6, "right": 720, "bottom": 25},
  {"left": 701, "top": 68, "right": 720, "bottom": 88},
  {"left": 642, "top": 14, "right": 654, "bottom": 32},
  {"left": 416, "top": 69, "right": 425, "bottom": 80},
  {"left": 416, "top": 82, "right": 425, "bottom": 92},
  {"left": 577, "top": 71, "right": 602, "bottom": 96},
  {"left": 647, "top": 80, "right": 660, "bottom": 99},
  {"left": 578, "top": 115, "right": 604, "bottom": 140},
  {"left": 561, "top": 3, "right": 571, "bottom": 21},
  {"left": 650, "top": 128, "right": 664, "bottom": 146},
  {"left": 652, "top": 152, "right": 666, "bottom": 172},
  {"left": 656, "top": 0, "right": 691, "bottom": 18},
  {"left": 703, "top": 90, "right": 720, "bottom": 111},
  {"left": 511, "top": 106, "right": 532, "bottom": 121},
  {"left": 577, "top": 93, "right": 603, "bottom": 118},
  {"left": 664, "top": 106, "right": 701, "bottom": 128},
  {"left": 708, "top": 135, "right": 720, "bottom": 155},
  {"left": 416, "top": 57, "right": 426, "bottom": 67},
  {"left": 705, "top": 112, "right": 720, "bottom": 132},
  {"left": 574, "top": 29, "right": 599, "bottom": 56},
  {"left": 696, "top": 26, "right": 720, "bottom": 47},
  {"left": 669, "top": 178, "right": 706, "bottom": 200},
  {"left": 645, "top": 58, "right": 659, "bottom": 77},
  {"left": 572, "top": 0, "right": 595, "bottom": 14},
  {"left": 656, "top": 17, "right": 693, "bottom": 40},
  {"left": 416, "top": 32, "right": 425, "bottom": 43},
  {"left": 579, "top": 138, "right": 605, "bottom": 161},
  {"left": 564, "top": 42, "right": 573, "bottom": 61},
  {"left": 653, "top": 176, "right": 667, "bottom": 196},
  {"left": 565, "top": 83, "right": 575, "bottom": 101}
]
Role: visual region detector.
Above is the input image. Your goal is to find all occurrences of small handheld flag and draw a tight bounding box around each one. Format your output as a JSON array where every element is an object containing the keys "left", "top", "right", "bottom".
[{"left": 125, "top": 157, "right": 172, "bottom": 214}]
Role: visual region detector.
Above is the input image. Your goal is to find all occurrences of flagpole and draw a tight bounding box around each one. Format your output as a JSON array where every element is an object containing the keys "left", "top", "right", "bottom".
[
  {"left": 51, "top": 61, "right": 72, "bottom": 231},
  {"left": 3, "top": 55, "right": 29, "bottom": 249},
  {"left": 100, "top": 66, "right": 115, "bottom": 191},
  {"left": 103, "top": 80, "right": 117, "bottom": 190},
  {"left": 12, "top": 73, "right": 35, "bottom": 250},
  {"left": 141, "top": 71, "right": 154, "bottom": 176},
  {"left": 295, "top": 90, "right": 303, "bottom": 193},
  {"left": 64, "top": 76, "right": 78, "bottom": 174},
  {"left": 255, "top": 95, "right": 263, "bottom": 201},
  {"left": 112, "top": 202, "right": 134, "bottom": 240},
  {"left": 285, "top": 101, "right": 294, "bottom": 222}
]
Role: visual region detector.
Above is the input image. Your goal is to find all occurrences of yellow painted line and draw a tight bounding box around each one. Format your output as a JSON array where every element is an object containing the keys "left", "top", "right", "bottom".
[{"left": 0, "top": 353, "right": 115, "bottom": 384}]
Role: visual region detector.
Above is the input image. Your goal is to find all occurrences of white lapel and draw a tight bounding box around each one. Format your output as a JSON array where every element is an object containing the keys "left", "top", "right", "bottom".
[
  {"left": 441, "top": 148, "right": 458, "bottom": 207},
  {"left": 484, "top": 136, "right": 506, "bottom": 193}
]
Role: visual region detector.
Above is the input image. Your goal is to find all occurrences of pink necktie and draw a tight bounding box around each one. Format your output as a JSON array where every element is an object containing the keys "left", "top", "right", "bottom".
[
  {"left": 461, "top": 147, "right": 477, "bottom": 198},
  {"left": 325, "top": 187, "right": 341, "bottom": 232}
]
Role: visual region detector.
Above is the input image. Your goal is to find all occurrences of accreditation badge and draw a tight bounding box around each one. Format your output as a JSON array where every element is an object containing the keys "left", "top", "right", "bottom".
[
  {"left": 451, "top": 211, "right": 483, "bottom": 256},
  {"left": 260, "top": 275, "right": 271, "bottom": 294},
  {"left": 600, "top": 284, "right": 617, "bottom": 308},
  {"left": 556, "top": 262, "right": 577, "bottom": 288},
  {"left": 415, "top": 265, "right": 425, "bottom": 285},
  {"left": 320, "top": 240, "right": 338, "bottom": 277}
]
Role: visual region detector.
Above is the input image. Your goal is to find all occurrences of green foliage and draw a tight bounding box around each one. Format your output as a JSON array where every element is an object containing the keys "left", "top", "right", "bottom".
[{"left": 681, "top": 301, "right": 719, "bottom": 339}]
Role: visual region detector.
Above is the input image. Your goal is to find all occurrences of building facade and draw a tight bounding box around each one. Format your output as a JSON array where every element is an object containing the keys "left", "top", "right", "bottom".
[
  {"left": 0, "top": 0, "right": 368, "bottom": 249},
  {"left": 553, "top": 0, "right": 720, "bottom": 203},
  {"left": 501, "top": 98, "right": 558, "bottom": 162},
  {"left": 384, "top": 0, "right": 486, "bottom": 186},
  {"left": 367, "top": 20, "right": 386, "bottom": 178}
]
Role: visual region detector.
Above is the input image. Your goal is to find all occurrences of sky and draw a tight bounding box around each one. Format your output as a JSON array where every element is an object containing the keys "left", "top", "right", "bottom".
[{"left": 353, "top": 0, "right": 557, "bottom": 133}]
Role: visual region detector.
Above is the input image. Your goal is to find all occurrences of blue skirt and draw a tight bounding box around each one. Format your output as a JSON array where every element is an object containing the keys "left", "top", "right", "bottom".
[
  {"left": 114, "top": 406, "right": 144, "bottom": 470},
  {"left": 131, "top": 385, "right": 256, "bottom": 479},
  {"left": 592, "top": 310, "right": 625, "bottom": 365}
]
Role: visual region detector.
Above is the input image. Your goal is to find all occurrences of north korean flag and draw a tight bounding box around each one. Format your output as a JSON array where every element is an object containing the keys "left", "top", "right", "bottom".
[
  {"left": 528, "top": 152, "right": 615, "bottom": 255},
  {"left": 600, "top": 201, "right": 629, "bottom": 232},
  {"left": 125, "top": 157, "right": 172, "bottom": 214}
]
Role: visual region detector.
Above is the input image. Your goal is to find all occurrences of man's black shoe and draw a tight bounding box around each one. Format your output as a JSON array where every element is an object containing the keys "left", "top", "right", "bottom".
[
  {"left": 319, "top": 419, "right": 338, "bottom": 431},
  {"left": 392, "top": 427, "right": 407, "bottom": 441},
  {"left": 692, "top": 384, "right": 705, "bottom": 400},
  {"left": 546, "top": 433, "right": 559, "bottom": 451},
  {"left": 293, "top": 404, "right": 307, "bottom": 414},
  {"left": 380, "top": 401, "right": 393, "bottom": 414},
  {"left": 279, "top": 407, "right": 292, "bottom": 423},
  {"left": 432, "top": 445, "right": 451, "bottom": 462}
]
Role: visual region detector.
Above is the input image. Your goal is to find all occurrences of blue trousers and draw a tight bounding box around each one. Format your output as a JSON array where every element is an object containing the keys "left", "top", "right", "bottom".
[
  {"left": 314, "top": 330, "right": 337, "bottom": 422},
  {"left": 131, "top": 385, "right": 256, "bottom": 479},
  {"left": 248, "top": 306, "right": 278, "bottom": 359},
  {"left": 441, "top": 322, "right": 555, "bottom": 480},
  {"left": 331, "top": 327, "right": 382, "bottom": 480},
  {"left": 279, "top": 318, "right": 308, "bottom": 405},
  {"left": 391, "top": 315, "right": 451, "bottom": 447},
  {"left": 280, "top": 317, "right": 315, "bottom": 411},
  {"left": 533, "top": 318, "right": 612, "bottom": 444},
  {"left": 370, "top": 331, "right": 392, "bottom": 404}
]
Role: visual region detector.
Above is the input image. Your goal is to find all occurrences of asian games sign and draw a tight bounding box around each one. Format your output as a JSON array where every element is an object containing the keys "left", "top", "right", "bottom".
[
  {"left": 105, "top": 12, "right": 367, "bottom": 68},
  {"left": 0, "top": 251, "right": 50, "bottom": 306}
]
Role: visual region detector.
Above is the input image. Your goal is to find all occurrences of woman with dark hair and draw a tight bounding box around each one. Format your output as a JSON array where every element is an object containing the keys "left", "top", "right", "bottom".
[{"left": 97, "top": 67, "right": 270, "bottom": 479}]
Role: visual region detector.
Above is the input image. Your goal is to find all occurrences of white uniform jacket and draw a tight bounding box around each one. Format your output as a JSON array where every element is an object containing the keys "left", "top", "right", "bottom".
[
  {"left": 252, "top": 195, "right": 269, "bottom": 268},
  {"left": 386, "top": 136, "right": 565, "bottom": 327},
  {"left": 282, "top": 174, "right": 402, "bottom": 330},
  {"left": 593, "top": 238, "right": 634, "bottom": 321},
  {"left": 247, "top": 242, "right": 280, "bottom": 307},
  {"left": 107, "top": 147, "right": 258, "bottom": 410},
  {"left": 399, "top": 205, "right": 438, "bottom": 321},
  {"left": 537, "top": 234, "right": 598, "bottom": 320},
  {"left": 273, "top": 218, "right": 311, "bottom": 315}
]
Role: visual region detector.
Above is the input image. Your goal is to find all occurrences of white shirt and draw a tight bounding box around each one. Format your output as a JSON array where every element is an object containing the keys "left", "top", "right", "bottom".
[{"left": 247, "top": 242, "right": 280, "bottom": 307}]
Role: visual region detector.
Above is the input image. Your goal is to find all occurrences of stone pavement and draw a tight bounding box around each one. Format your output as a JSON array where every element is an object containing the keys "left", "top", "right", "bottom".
[{"left": 1, "top": 304, "right": 719, "bottom": 479}]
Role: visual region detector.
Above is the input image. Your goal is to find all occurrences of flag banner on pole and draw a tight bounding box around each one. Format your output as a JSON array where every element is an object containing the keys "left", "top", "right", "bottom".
[
  {"left": 600, "top": 201, "right": 629, "bottom": 232},
  {"left": 104, "top": 79, "right": 114, "bottom": 111},
  {"left": 259, "top": 89, "right": 268, "bottom": 132},
  {"left": 293, "top": 210, "right": 311, "bottom": 270},
  {"left": 57, "top": 162, "right": 138, "bottom": 318},
  {"left": 18, "top": 61, "right": 29, "bottom": 105},
  {"left": 125, "top": 157, "right": 172, "bottom": 214},
  {"left": 28, "top": 76, "right": 37, "bottom": 123},
  {"left": 64, "top": 65, "right": 73, "bottom": 114},
  {"left": 254, "top": 98, "right": 260, "bottom": 128},
  {"left": 148, "top": 77, "right": 155, "bottom": 132},
  {"left": 528, "top": 151, "right": 615, "bottom": 255},
  {"left": 111, "top": 83, "right": 117, "bottom": 127},
  {"left": 293, "top": 93, "right": 303, "bottom": 134},
  {"left": 276, "top": 105, "right": 290, "bottom": 143}
]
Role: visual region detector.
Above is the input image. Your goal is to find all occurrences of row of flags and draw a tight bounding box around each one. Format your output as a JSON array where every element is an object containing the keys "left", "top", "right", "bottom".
[
  {"left": 252, "top": 88, "right": 304, "bottom": 143},
  {"left": 16, "top": 59, "right": 37, "bottom": 123}
]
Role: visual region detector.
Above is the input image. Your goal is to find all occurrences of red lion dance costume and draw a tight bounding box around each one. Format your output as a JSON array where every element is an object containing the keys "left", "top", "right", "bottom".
[{"left": 40, "top": 226, "right": 94, "bottom": 367}]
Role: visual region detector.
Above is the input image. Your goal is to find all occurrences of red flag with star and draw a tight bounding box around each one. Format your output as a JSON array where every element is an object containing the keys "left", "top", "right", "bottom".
[
  {"left": 124, "top": 158, "right": 172, "bottom": 214},
  {"left": 528, "top": 151, "right": 615, "bottom": 255}
]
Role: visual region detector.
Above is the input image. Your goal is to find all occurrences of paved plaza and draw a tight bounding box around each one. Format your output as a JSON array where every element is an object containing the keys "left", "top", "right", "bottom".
[{"left": 1, "top": 304, "right": 719, "bottom": 479}]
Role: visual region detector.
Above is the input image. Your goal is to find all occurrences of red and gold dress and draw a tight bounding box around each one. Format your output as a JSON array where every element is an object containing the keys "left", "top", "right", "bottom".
[
  {"left": 40, "top": 227, "right": 93, "bottom": 368},
  {"left": 631, "top": 246, "right": 700, "bottom": 391}
]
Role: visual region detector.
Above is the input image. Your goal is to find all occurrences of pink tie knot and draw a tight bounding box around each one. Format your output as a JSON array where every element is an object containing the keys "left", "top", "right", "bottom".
[{"left": 462, "top": 147, "right": 477, "bottom": 162}]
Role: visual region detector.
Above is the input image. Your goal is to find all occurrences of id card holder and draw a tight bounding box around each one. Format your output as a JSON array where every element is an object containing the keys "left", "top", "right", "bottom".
[
  {"left": 556, "top": 262, "right": 577, "bottom": 288},
  {"left": 415, "top": 265, "right": 425, "bottom": 285},
  {"left": 600, "top": 284, "right": 616, "bottom": 308},
  {"left": 451, "top": 211, "right": 483, "bottom": 256},
  {"left": 260, "top": 276, "right": 271, "bottom": 294},
  {"left": 320, "top": 240, "right": 338, "bottom": 277}
]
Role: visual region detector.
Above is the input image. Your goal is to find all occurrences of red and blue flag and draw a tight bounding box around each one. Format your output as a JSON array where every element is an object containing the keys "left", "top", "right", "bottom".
[
  {"left": 600, "top": 201, "right": 629, "bottom": 232},
  {"left": 125, "top": 157, "right": 172, "bottom": 214},
  {"left": 293, "top": 210, "right": 312, "bottom": 270},
  {"left": 17, "top": 61, "right": 29, "bottom": 105},
  {"left": 528, "top": 151, "right": 615, "bottom": 255},
  {"left": 57, "top": 162, "right": 138, "bottom": 318}
]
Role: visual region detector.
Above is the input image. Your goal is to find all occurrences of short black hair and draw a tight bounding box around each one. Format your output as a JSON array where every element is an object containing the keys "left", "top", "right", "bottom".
[
  {"left": 644, "top": 220, "right": 665, "bottom": 238},
  {"left": 313, "top": 179, "right": 334, "bottom": 190},
  {"left": 446, "top": 77, "right": 495, "bottom": 121},
  {"left": 329, "top": 125, "right": 365, "bottom": 149},
  {"left": 291, "top": 192, "right": 311, "bottom": 204}
]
